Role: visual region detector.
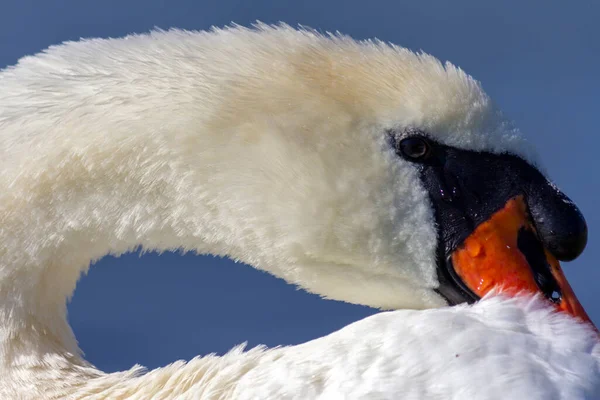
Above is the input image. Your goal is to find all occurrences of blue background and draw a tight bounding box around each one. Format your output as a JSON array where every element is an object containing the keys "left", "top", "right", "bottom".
[{"left": 1, "top": 1, "right": 598, "bottom": 373}]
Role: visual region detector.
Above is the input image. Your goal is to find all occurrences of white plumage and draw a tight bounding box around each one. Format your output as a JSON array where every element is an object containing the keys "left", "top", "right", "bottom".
[{"left": 0, "top": 24, "right": 596, "bottom": 399}]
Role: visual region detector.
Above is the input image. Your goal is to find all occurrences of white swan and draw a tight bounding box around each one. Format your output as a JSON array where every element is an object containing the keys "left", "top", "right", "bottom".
[{"left": 0, "top": 24, "right": 597, "bottom": 399}]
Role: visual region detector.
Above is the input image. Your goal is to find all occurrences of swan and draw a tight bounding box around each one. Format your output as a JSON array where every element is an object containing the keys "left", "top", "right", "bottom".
[{"left": 0, "top": 24, "right": 597, "bottom": 399}]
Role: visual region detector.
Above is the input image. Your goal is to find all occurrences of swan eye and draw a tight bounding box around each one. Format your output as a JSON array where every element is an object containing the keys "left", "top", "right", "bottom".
[{"left": 398, "top": 137, "right": 431, "bottom": 160}]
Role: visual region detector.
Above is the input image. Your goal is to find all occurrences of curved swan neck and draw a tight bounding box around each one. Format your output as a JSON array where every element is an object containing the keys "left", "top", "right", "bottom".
[
  {"left": 0, "top": 47, "right": 230, "bottom": 364},
  {"left": 1, "top": 24, "right": 503, "bottom": 373}
]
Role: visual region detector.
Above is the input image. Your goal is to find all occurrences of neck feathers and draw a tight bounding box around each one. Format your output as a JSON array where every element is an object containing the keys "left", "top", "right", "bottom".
[{"left": 0, "top": 25, "right": 502, "bottom": 393}]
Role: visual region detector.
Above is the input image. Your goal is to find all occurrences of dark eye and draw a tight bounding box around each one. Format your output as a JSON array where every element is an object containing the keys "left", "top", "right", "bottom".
[{"left": 398, "top": 137, "right": 431, "bottom": 160}]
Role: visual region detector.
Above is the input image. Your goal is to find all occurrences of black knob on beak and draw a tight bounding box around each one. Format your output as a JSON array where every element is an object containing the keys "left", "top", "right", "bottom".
[
  {"left": 526, "top": 184, "right": 588, "bottom": 262},
  {"left": 542, "top": 211, "right": 587, "bottom": 262}
]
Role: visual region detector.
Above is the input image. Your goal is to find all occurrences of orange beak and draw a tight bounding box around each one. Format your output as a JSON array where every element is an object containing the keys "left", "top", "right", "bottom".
[{"left": 452, "top": 195, "right": 595, "bottom": 328}]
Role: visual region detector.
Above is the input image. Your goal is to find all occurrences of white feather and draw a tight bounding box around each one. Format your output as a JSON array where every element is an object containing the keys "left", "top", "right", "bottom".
[{"left": 0, "top": 24, "right": 595, "bottom": 399}]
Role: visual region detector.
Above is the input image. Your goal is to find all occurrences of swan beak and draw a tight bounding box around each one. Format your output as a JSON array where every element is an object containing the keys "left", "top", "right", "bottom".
[{"left": 451, "top": 195, "right": 595, "bottom": 327}]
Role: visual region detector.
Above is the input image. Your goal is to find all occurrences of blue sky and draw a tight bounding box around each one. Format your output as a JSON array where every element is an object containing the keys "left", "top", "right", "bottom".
[{"left": 1, "top": 1, "right": 598, "bottom": 373}]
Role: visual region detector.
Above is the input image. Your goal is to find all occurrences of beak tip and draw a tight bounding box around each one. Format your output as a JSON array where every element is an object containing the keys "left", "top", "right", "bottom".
[{"left": 451, "top": 196, "right": 593, "bottom": 329}]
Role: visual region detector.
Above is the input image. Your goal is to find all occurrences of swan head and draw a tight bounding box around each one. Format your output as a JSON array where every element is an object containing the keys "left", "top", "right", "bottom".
[
  {"left": 0, "top": 25, "right": 593, "bottom": 348},
  {"left": 180, "top": 25, "right": 590, "bottom": 323}
]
